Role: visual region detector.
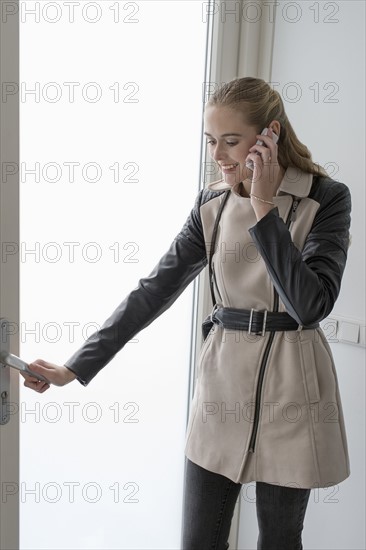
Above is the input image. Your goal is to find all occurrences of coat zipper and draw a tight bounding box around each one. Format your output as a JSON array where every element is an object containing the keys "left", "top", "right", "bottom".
[
  {"left": 247, "top": 198, "right": 299, "bottom": 454},
  {"left": 212, "top": 263, "right": 223, "bottom": 303}
]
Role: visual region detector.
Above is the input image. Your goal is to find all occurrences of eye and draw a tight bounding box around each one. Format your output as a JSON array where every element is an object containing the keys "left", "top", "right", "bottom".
[{"left": 206, "top": 140, "right": 238, "bottom": 146}]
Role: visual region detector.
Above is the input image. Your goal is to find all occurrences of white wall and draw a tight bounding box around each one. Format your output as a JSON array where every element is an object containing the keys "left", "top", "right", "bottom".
[{"left": 237, "top": 2, "right": 365, "bottom": 548}]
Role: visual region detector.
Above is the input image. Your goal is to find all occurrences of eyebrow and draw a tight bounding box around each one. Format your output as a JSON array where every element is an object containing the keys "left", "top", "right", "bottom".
[{"left": 204, "top": 132, "right": 243, "bottom": 137}]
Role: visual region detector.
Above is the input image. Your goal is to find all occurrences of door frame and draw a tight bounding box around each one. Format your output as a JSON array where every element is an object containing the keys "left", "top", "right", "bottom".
[{"left": 0, "top": 1, "right": 20, "bottom": 548}]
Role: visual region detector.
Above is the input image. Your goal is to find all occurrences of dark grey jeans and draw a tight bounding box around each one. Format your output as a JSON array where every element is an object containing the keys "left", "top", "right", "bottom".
[{"left": 181, "top": 457, "right": 311, "bottom": 550}]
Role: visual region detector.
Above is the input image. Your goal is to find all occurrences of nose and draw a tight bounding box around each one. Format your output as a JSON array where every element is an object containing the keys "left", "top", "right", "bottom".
[{"left": 211, "top": 141, "right": 226, "bottom": 162}]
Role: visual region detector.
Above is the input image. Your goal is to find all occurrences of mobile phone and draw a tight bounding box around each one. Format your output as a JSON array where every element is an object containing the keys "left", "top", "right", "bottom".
[
  {"left": 245, "top": 127, "right": 279, "bottom": 171},
  {"left": 0, "top": 351, "right": 50, "bottom": 382}
]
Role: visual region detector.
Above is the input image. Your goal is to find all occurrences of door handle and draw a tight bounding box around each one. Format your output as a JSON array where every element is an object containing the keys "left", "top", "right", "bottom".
[
  {"left": 0, "top": 351, "right": 49, "bottom": 382},
  {"left": 0, "top": 318, "right": 49, "bottom": 425}
]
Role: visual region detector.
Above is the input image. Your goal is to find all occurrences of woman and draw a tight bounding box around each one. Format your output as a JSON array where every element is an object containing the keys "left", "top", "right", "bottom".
[{"left": 23, "top": 77, "right": 352, "bottom": 549}]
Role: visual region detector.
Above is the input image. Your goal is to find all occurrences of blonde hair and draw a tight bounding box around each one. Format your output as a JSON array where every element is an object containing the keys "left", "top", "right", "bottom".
[{"left": 206, "top": 77, "right": 329, "bottom": 178}]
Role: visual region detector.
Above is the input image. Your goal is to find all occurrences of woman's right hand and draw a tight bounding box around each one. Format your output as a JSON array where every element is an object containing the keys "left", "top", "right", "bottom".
[{"left": 21, "top": 359, "right": 77, "bottom": 393}]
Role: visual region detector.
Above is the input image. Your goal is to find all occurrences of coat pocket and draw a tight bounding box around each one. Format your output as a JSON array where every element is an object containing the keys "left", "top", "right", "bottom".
[{"left": 299, "top": 339, "right": 321, "bottom": 403}]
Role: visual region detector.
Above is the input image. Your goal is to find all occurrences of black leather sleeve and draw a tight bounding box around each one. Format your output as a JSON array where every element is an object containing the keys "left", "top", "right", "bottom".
[
  {"left": 64, "top": 190, "right": 208, "bottom": 386},
  {"left": 248, "top": 180, "right": 352, "bottom": 326}
]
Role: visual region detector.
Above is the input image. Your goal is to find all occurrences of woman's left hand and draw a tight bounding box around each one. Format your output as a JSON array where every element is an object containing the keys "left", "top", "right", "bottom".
[{"left": 245, "top": 128, "right": 281, "bottom": 220}]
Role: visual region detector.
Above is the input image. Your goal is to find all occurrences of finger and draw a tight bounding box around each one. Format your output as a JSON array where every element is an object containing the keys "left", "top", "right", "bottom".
[
  {"left": 23, "top": 380, "right": 40, "bottom": 391},
  {"left": 254, "top": 134, "right": 277, "bottom": 153},
  {"left": 27, "top": 364, "right": 51, "bottom": 382},
  {"left": 256, "top": 131, "right": 276, "bottom": 141},
  {"left": 23, "top": 374, "right": 46, "bottom": 386},
  {"left": 24, "top": 377, "right": 40, "bottom": 385},
  {"left": 23, "top": 374, "right": 41, "bottom": 384},
  {"left": 32, "top": 380, "right": 50, "bottom": 393},
  {"left": 32, "top": 358, "right": 47, "bottom": 366},
  {"left": 33, "top": 380, "right": 49, "bottom": 392},
  {"left": 246, "top": 152, "right": 263, "bottom": 165},
  {"left": 28, "top": 359, "right": 52, "bottom": 372},
  {"left": 250, "top": 144, "right": 272, "bottom": 155},
  {"left": 20, "top": 372, "right": 38, "bottom": 383},
  {"left": 248, "top": 148, "right": 274, "bottom": 165}
]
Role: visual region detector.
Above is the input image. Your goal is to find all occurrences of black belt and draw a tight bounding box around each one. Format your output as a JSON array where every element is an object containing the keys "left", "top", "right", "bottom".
[{"left": 210, "top": 305, "right": 319, "bottom": 335}]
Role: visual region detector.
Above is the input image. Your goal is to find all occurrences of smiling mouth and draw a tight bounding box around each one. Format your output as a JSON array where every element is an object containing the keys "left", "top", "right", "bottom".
[{"left": 220, "top": 163, "right": 239, "bottom": 169}]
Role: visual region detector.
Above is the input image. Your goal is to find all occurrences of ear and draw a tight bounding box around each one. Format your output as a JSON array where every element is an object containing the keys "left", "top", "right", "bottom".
[{"left": 269, "top": 120, "right": 281, "bottom": 138}]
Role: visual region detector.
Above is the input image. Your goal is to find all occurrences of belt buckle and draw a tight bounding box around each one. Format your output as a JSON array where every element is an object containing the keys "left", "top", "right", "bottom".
[{"left": 248, "top": 308, "right": 268, "bottom": 336}]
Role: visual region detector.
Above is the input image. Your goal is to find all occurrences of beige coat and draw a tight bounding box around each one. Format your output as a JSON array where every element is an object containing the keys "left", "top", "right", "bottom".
[
  {"left": 65, "top": 166, "right": 351, "bottom": 490},
  {"left": 184, "top": 166, "right": 351, "bottom": 489}
]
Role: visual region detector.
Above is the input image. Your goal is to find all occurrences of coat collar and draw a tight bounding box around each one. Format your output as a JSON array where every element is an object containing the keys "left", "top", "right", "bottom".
[
  {"left": 207, "top": 165, "right": 314, "bottom": 198},
  {"left": 277, "top": 166, "right": 314, "bottom": 197}
]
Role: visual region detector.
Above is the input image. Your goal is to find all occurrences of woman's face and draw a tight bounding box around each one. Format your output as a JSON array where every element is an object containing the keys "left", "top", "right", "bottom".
[{"left": 204, "top": 104, "right": 259, "bottom": 185}]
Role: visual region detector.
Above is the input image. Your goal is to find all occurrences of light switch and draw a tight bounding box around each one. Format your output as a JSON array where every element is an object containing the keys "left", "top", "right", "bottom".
[
  {"left": 338, "top": 321, "right": 360, "bottom": 344},
  {"left": 359, "top": 325, "right": 366, "bottom": 346}
]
